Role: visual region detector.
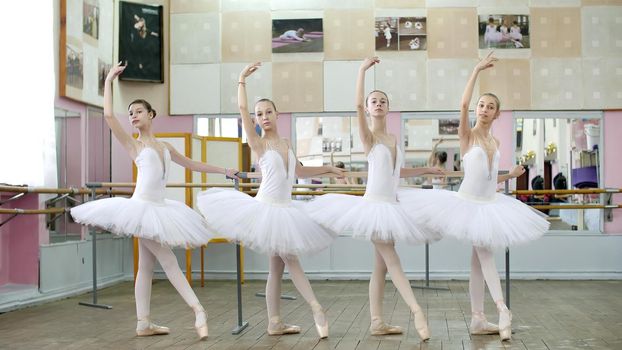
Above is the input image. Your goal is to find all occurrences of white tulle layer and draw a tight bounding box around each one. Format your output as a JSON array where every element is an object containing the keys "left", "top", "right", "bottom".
[
  {"left": 399, "top": 189, "right": 550, "bottom": 248},
  {"left": 305, "top": 190, "right": 441, "bottom": 244},
  {"left": 196, "top": 188, "right": 336, "bottom": 256},
  {"left": 70, "top": 197, "right": 215, "bottom": 248}
]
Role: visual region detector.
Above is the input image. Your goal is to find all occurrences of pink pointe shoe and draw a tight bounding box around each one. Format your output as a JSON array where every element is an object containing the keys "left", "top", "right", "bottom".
[
  {"left": 412, "top": 305, "right": 430, "bottom": 341},
  {"left": 192, "top": 304, "right": 208, "bottom": 340},
  {"left": 470, "top": 312, "right": 500, "bottom": 335},
  {"left": 267, "top": 316, "right": 301, "bottom": 336},
  {"left": 136, "top": 317, "right": 170, "bottom": 336},
  {"left": 369, "top": 316, "right": 403, "bottom": 336},
  {"left": 311, "top": 301, "right": 329, "bottom": 339}
]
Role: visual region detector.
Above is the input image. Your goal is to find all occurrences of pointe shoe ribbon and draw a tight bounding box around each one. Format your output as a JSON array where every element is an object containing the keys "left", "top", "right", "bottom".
[{"left": 136, "top": 318, "right": 170, "bottom": 336}]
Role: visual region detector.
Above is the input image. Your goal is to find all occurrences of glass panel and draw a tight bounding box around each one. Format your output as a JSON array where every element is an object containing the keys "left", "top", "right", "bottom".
[
  {"left": 514, "top": 114, "right": 602, "bottom": 233},
  {"left": 402, "top": 115, "right": 464, "bottom": 189},
  {"left": 294, "top": 114, "right": 362, "bottom": 184},
  {"left": 52, "top": 108, "right": 83, "bottom": 243}
]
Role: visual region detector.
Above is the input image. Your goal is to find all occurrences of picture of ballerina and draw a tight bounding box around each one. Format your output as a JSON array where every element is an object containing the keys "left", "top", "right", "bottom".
[
  {"left": 374, "top": 17, "right": 398, "bottom": 51},
  {"left": 479, "top": 15, "right": 529, "bottom": 49},
  {"left": 272, "top": 18, "right": 324, "bottom": 53},
  {"left": 118, "top": 1, "right": 163, "bottom": 82},
  {"left": 399, "top": 17, "right": 427, "bottom": 51}
]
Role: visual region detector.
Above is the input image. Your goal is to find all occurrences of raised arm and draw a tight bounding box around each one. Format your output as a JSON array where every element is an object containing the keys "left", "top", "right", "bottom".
[
  {"left": 103, "top": 62, "right": 140, "bottom": 158},
  {"left": 238, "top": 62, "right": 263, "bottom": 152},
  {"left": 356, "top": 57, "right": 378, "bottom": 151},
  {"left": 427, "top": 138, "right": 444, "bottom": 167},
  {"left": 459, "top": 52, "right": 497, "bottom": 152},
  {"left": 164, "top": 142, "right": 239, "bottom": 179}
]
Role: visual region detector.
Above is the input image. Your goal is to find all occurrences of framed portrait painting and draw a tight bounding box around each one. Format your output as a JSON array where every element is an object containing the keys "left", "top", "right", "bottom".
[{"left": 118, "top": 1, "right": 163, "bottom": 82}]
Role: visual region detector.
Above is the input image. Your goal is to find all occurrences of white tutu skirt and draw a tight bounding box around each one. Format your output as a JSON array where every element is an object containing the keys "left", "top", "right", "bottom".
[
  {"left": 305, "top": 190, "right": 441, "bottom": 244},
  {"left": 70, "top": 197, "right": 214, "bottom": 248},
  {"left": 399, "top": 189, "right": 550, "bottom": 248},
  {"left": 196, "top": 188, "right": 336, "bottom": 256}
]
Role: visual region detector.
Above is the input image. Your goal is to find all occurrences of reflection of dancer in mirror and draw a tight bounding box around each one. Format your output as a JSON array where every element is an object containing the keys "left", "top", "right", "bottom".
[
  {"left": 279, "top": 28, "right": 310, "bottom": 41},
  {"left": 426, "top": 138, "right": 447, "bottom": 189},
  {"left": 197, "top": 62, "right": 343, "bottom": 339},
  {"left": 307, "top": 57, "right": 443, "bottom": 342},
  {"left": 71, "top": 63, "right": 239, "bottom": 341},
  {"left": 330, "top": 150, "right": 353, "bottom": 185},
  {"left": 403, "top": 52, "right": 549, "bottom": 341}
]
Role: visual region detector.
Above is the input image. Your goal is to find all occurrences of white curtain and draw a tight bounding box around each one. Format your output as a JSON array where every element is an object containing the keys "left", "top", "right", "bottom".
[{"left": 0, "top": 2, "right": 57, "bottom": 187}]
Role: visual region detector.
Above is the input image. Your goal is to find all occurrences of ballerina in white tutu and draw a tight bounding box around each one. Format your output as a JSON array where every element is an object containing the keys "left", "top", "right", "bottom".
[
  {"left": 196, "top": 62, "right": 343, "bottom": 339},
  {"left": 306, "top": 57, "right": 442, "bottom": 341},
  {"left": 71, "top": 63, "right": 238, "bottom": 340},
  {"left": 403, "top": 52, "right": 549, "bottom": 341}
]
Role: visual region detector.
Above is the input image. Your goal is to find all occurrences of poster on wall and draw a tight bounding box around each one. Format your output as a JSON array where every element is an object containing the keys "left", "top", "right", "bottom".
[
  {"left": 375, "top": 17, "right": 427, "bottom": 51},
  {"left": 118, "top": 1, "right": 163, "bottom": 82},
  {"left": 479, "top": 15, "right": 530, "bottom": 49},
  {"left": 272, "top": 18, "right": 324, "bottom": 53},
  {"left": 60, "top": 0, "right": 113, "bottom": 106}
]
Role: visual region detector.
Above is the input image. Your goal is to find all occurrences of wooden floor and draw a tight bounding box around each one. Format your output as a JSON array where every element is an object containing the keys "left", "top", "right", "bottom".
[{"left": 0, "top": 280, "right": 621, "bottom": 349}]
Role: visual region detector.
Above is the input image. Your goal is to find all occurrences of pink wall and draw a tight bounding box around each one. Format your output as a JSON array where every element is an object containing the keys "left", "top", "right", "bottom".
[
  {"left": 492, "top": 111, "right": 515, "bottom": 174},
  {"left": 0, "top": 211, "right": 8, "bottom": 285},
  {"left": 0, "top": 193, "right": 40, "bottom": 286},
  {"left": 387, "top": 112, "right": 401, "bottom": 139},
  {"left": 603, "top": 111, "right": 622, "bottom": 234},
  {"left": 277, "top": 113, "right": 292, "bottom": 141}
]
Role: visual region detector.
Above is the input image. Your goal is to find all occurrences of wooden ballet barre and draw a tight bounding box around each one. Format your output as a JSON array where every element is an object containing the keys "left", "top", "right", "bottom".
[
  {"left": 512, "top": 188, "right": 621, "bottom": 195},
  {"left": 0, "top": 207, "right": 68, "bottom": 215},
  {"left": 0, "top": 185, "right": 132, "bottom": 196},
  {"left": 530, "top": 204, "right": 621, "bottom": 210}
]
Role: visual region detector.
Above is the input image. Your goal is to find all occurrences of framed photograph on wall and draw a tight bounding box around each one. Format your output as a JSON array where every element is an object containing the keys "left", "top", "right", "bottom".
[
  {"left": 479, "top": 14, "right": 530, "bottom": 49},
  {"left": 60, "top": 0, "right": 113, "bottom": 107},
  {"left": 398, "top": 17, "right": 427, "bottom": 51},
  {"left": 438, "top": 119, "right": 460, "bottom": 135},
  {"left": 375, "top": 17, "right": 398, "bottom": 51},
  {"left": 272, "top": 18, "right": 324, "bottom": 53},
  {"left": 118, "top": 1, "right": 163, "bottom": 82}
]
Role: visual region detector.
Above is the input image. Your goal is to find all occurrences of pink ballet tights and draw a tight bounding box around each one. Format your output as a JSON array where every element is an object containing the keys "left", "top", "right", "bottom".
[
  {"left": 469, "top": 246, "right": 506, "bottom": 313},
  {"left": 266, "top": 255, "right": 325, "bottom": 326},
  {"left": 135, "top": 238, "right": 202, "bottom": 320}
]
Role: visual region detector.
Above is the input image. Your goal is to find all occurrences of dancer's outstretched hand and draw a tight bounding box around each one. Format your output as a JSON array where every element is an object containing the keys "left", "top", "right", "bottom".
[
  {"left": 106, "top": 62, "right": 126, "bottom": 82},
  {"left": 475, "top": 51, "right": 498, "bottom": 72},
  {"left": 509, "top": 164, "right": 525, "bottom": 178},
  {"left": 240, "top": 62, "right": 261, "bottom": 80},
  {"left": 225, "top": 168, "right": 240, "bottom": 180},
  {"left": 360, "top": 57, "right": 380, "bottom": 71},
  {"left": 425, "top": 167, "right": 445, "bottom": 176}
]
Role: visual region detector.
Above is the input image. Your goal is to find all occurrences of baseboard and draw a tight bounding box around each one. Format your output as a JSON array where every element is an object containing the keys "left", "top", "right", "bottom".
[
  {"left": 154, "top": 270, "right": 622, "bottom": 281},
  {"left": 0, "top": 273, "right": 130, "bottom": 313}
]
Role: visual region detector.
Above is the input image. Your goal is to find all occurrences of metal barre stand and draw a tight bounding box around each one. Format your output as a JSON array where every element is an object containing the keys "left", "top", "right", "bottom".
[
  {"left": 231, "top": 177, "right": 249, "bottom": 334},
  {"left": 79, "top": 183, "right": 112, "bottom": 310}
]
